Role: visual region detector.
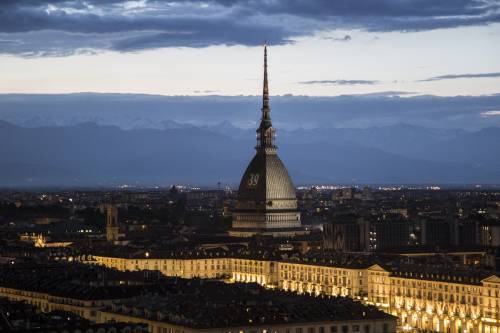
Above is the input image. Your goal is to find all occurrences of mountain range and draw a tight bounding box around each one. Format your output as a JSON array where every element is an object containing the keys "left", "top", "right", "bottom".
[
  {"left": 1, "top": 93, "right": 500, "bottom": 130},
  {"left": 1, "top": 120, "right": 499, "bottom": 187}
]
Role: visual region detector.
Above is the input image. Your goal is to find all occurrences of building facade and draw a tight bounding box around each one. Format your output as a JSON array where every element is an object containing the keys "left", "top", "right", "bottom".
[
  {"left": 89, "top": 254, "right": 500, "bottom": 333},
  {"left": 0, "top": 263, "right": 396, "bottom": 333},
  {"left": 367, "top": 265, "right": 500, "bottom": 333}
]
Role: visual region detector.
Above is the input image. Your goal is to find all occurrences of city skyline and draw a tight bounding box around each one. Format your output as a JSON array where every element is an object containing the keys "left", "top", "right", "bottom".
[
  {"left": 1, "top": 185, "right": 499, "bottom": 333},
  {"left": 1, "top": 3, "right": 499, "bottom": 333}
]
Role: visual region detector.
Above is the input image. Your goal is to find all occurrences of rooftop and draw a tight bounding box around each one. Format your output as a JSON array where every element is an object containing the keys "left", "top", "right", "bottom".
[
  {"left": 0, "top": 297, "right": 147, "bottom": 332},
  {"left": 104, "top": 279, "right": 394, "bottom": 329},
  {"left": 386, "top": 264, "right": 495, "bottom": 285},
  {"left": 0, "top": 262, "right": 161, "bottom": 300}
]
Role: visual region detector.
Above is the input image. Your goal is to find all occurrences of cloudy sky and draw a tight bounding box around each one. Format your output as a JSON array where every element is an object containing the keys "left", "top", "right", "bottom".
[{"left": 0, "top": 0, "right": 499, "bottom": 96}]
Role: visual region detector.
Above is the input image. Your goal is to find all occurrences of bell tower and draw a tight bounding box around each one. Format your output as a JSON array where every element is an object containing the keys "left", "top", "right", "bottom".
[{"left": 106, "top": 204, "right": 119, "bottom": 242}]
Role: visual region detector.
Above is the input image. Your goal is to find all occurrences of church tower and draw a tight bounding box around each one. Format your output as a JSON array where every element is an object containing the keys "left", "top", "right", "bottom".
[
  {"left": 106, "top": 204, "right": 119, "bottom": 242},
  {"left": 229, "top": 46, "right": 303, "bottom": 237}
]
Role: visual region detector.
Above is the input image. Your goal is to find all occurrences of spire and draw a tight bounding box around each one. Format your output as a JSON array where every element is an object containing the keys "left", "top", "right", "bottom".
[
  {"left": 256, "top": 44, "right": 276, "bottom": 150},
  {"left": 262, "top": 43, "right": 270, "bottom": 113}
]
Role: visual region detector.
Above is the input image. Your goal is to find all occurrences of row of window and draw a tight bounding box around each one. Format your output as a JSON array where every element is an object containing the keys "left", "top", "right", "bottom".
[{"left": 226, "top": 323, "right": 390, "bottom": 333}]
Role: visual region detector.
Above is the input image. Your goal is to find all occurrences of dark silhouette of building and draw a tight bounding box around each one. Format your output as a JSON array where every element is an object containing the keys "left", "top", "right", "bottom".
[
  {"left": 323, "top": 215, "right": 366, "bottom": 252},
  {"left": 324, "top": 214, "right": 410, "bottom": 252},
  {"left": 370, "top": 218, "right": 410, "bottom": 250},
  {"left": 422, "top": 218, "right": 454, "bottom": 246}
]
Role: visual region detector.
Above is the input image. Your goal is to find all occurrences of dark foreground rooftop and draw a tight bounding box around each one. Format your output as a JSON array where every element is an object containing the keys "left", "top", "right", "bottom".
[
  {"left": 0, "top": 297, "right": 147, "bottom": 332},
  {"left": 0, "top": 261, "right": 161, "bottom": 300},
  {"left": 105, "top": 279, "right": 395, "bottom": 329}
]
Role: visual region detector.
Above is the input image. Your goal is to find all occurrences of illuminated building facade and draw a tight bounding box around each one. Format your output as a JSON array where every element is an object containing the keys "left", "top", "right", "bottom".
[
  {"left": 20, "top": 232, "right": 73, "bottom": 248},
  {"left": 89, "top": 253, "right": 500, "bottom": 333},
  {"left": 368, "top": 265, "right": 500, "bottom": 333},
  {"left": 278, "top": 262, "right": 367, "bottom": 299},
  {"left": 0, "top": 262, "right": 397, "bottom": 333}
]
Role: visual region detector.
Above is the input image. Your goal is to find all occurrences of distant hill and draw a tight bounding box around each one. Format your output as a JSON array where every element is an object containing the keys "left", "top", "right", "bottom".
[{"left": 1, "top": 120, "right": 498, "bottom": 187}]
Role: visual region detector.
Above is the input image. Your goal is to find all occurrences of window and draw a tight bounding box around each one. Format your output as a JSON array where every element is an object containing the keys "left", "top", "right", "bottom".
[
  {"left": 353, "top": 326, "right": 359, "bottom": 332},
  {"left": 383, "top": 324, "right": 389, "bottom": 333},
  {"left": 308, "top": 328, "right": 315, "bottom": 333},
  {"left": 296, "top": 328, "right": 303, "bottom": 333},
  {"left": 330, "top": 326, "right": 337, "bottom": 333},
  {"left": 319, "top": 327, "right": 324, "bottom": 333},
  {"left": 342, "top": 326, "right": 348, "bottom": 333},
  {"left": 364, "top": 325, "right": 370, "bottom": 333}
]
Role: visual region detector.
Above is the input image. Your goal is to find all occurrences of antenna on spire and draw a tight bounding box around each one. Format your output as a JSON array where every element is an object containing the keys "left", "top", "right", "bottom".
[{"left": 262, "top": 42, "right": 269, "bottom": 113}]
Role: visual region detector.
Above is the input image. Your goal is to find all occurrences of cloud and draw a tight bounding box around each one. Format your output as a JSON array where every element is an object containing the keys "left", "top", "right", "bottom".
[
  {"left": 0, "top": 0, "right": 499, "bottom": 56},
  {"left": 480, "top": 110, "right": 500, "bottom": 117},
  {"left": 421, "top": 72, "right": 500, "bottom": 82},
  {"left": 342, "top": 91, "right": 415, "bottom": 97},
  {"left": 299, "top": 80, "right": 379, "bottom": 85},
  {"left": 193, "top": 90, "right": 219, "bottom": 94},
  {"left": 324, "top": 34, "right": 352, "bottom": 42}
]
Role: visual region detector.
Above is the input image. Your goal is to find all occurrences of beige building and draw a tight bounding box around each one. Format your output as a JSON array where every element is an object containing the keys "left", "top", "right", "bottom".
[
  {"left": 20, "top": 232, "right": 73, "bottom": 248},
  {"left": 89, "top": 253, "right": 500, "bottom": 333},
  {"left": 277, "top": 261, "right": 367, "bottom": 299},
  {"left": 90, "top": 254, "right": 367, "bottom": 298},
  {"left": 0, "top": 264, "right": 396, "bottom": 333},
  {"left": 367, "top": 264, "right": 500, "bottom": 333},
  {"left": 0, "top": 283, "right": 396, "bottom": 333},
  {"left": 92, "top": 253, "right": 232, "bottom": 280}
]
